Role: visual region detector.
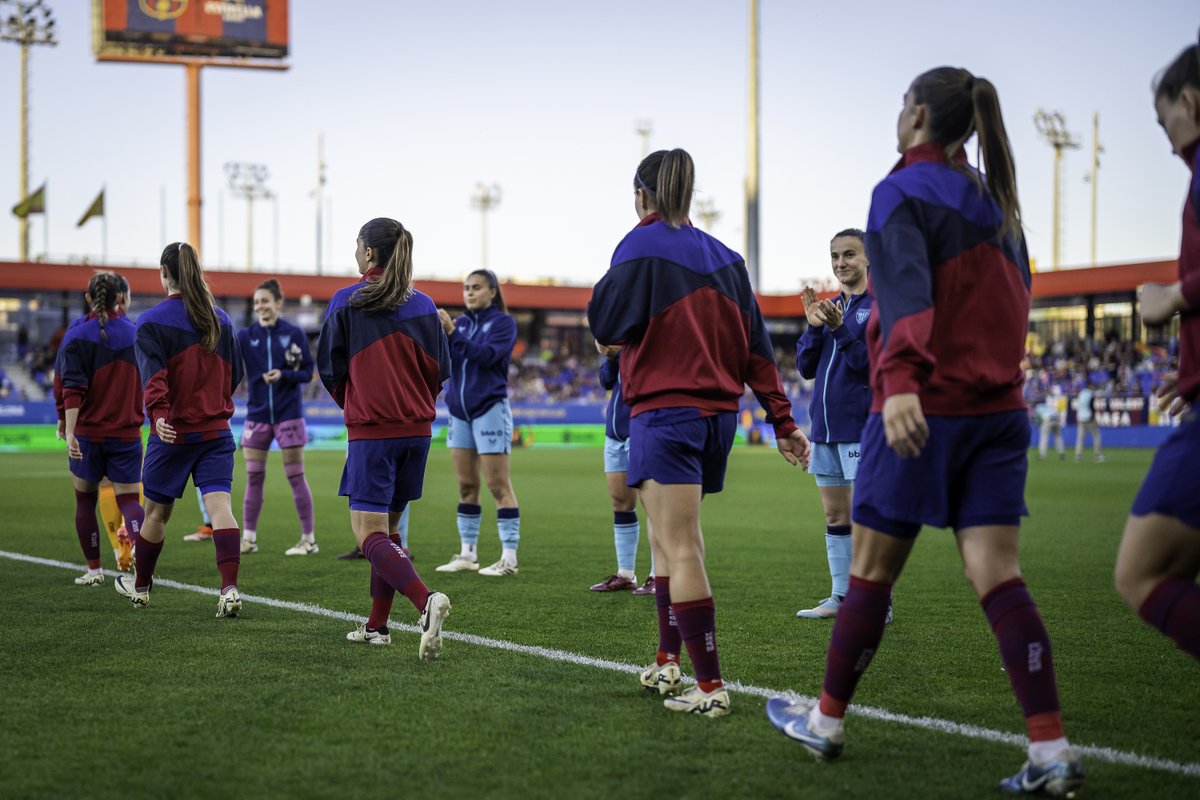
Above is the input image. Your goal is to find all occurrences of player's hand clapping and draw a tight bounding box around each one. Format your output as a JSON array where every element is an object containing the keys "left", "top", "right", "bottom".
[
  {"left": 437, "top": 308, "right": 456, "bottom": 335},
  {"left": 801, "top": 287, "right": 824, "bottom": 328}
]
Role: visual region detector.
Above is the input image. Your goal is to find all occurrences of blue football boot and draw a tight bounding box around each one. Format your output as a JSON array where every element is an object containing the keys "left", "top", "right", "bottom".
[{"left": 765, "top": 697, "right": 845, "bottom": 760}]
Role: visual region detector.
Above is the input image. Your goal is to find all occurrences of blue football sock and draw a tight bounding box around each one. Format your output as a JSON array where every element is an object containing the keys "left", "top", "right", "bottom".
[
  {"left": 498, "top": 507, "right": 520, "bottom": 550},
  {"left": 826, "top": 525, "right": 852, "bottom": 599},
  {"left": 457, "top": 503, "right": 481, "bottom": 547},
  {"left": 614, "top": 510, "right": 639, "bottom": 573}
]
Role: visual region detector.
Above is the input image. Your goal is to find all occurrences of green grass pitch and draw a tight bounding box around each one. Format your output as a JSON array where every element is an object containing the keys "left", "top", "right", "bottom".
[{"left": 0, "top": 446, "right": 1196, "bottom": 799}]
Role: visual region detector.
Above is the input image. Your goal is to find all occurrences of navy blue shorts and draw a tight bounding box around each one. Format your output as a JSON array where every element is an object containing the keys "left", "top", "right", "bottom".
[
  {"left": 70, "top": 436, "right": 143, "bottom": 485},
  {"left": 628, "top": 409, "right": 737, "bottom": 495},
  {"left": 1131, "top": 410, "right": 1200, "bottom": 528},
  {"left": 142, "top": 433, "right": 235, "bottom": 505},
  {"left": 339, "top": 436, "right": 432, "bottom": 513},
  {"left": 853, "top": 410, "right": 1029, "bottom": 538}
]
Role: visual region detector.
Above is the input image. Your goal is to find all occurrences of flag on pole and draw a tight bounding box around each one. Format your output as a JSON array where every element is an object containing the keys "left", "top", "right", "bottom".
[
  {"left": 12, "top": 184, "right": 46, "bottom": 218},
  {"left": 76, "top": 188, "right": 105, "bottom": 228}
]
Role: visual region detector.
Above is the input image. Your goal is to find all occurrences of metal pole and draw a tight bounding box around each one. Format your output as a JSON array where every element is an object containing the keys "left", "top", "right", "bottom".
[
  {"left": 18, "top": 41, "right": 28, "bottom": 261},
  {"left": 315, "top": 131, "right": 325, "bottom": 275},
  {"left": 1052, "top": 146, "right": 1062, "bottom": 269},
  {"left": 1090, "top": 112, "right": 1100, "bottom": 267},
  {"left": 246, "top": 189, "right": 254, "bottom": 271},
  {"left": 186, "top": 62, "right": 202, "bottom": 252},
  {"left": 745, "top": 0, "right": 760, "bottom": 290}
]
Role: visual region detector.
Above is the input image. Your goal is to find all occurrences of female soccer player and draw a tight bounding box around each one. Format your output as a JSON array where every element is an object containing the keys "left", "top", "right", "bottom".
[
  {"left": 318, "top": 217, "right": 451, "bottom": 660},
  {"left": 794, "top": 229, "right": 876, "bottom": 620},
  {"left": 765, "top": 68, "right": 1084, "bottom": 796},
  {"left": 1114, "top": 40, "right": 1200, "bottom": 664},
  {"left": 116, "top": 243, "right": 246, "bottom": 618},
  {"left": 59, "top": 271, "right": 145, "bottom": 586},
  {"left": 589, "top": 148, "right": 810, "bottom": 717},
  {"left": 590, "top": 342, "right": 651, "bottom": 592},
  {"left": 237, "top": 278, "right": 317, "bottom": 556},
  {"left": 434, "top": 270, "right": 522, "bottom": 577}
]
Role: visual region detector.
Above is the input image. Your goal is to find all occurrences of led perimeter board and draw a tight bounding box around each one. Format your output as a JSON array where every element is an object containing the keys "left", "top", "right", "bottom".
[{"left": 95, "top": 0, "right": 288, "bottom": 60}]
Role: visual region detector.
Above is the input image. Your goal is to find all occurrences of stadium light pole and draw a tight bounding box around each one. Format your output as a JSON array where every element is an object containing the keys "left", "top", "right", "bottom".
[
  {"left": 695, "top": 198, "right": 721, "bottom": 232},
  {"left": 635, "top": 119, "right": 652, "bottom": 158},
  {"left": 225, "top": 162, "right": 272, "bottom": 272},
  {"left": 1033, "top": 108, "right": 1080, "bottom": 270},
  {"left": 1, "top": 0, "right": 57, "bottom": 263},
  {"left": 313, "top": 131, "right": 326, "bottom": 275},
  {"left": 745, "top": 0, "right": 760, "bottom": 290},
  {"left": 471, "top": 183, "right": 501, "bottom": 269},
  {"left": 1082, "top": 112, "right": 1103, "bottom": 268}
]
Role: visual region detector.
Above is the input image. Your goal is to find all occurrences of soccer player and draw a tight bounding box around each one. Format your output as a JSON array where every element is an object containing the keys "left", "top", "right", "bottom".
[
  {"left": 1114, "top": 40, "right": 1200, "bottom": 664},
  {"left": 55, "top": 273, "right": 139, "bottom": 570},
  {"left": 794, "top": 229, "right": 879, "bottom": 620},
  {"left": 589, "top": 148, "right": 811, "bottom": 717},
  {"left": 435, "top": 270, "right": 523, "bottom": 577},
  {"left": 59, "top": 271, "right": 145, "bottom": 586},
  {"left": 1073, "top": 380, "right": 1104, "bottom": 462},
  {"left": 236, "top": 278, "right": 318, "bottom": 556},
  {"left": 590, "top": 342, "right": 652, "bottom": 592},
  {"left": 765, "top": 67, "right": 1085, "bottom": 796},
  {"left": 318, "top": 217, "right": 451, "bottom": 660},
  {"left": 1035, "top": 388, "right": 1067, "bottom": 460},
  {"left": 116, "top": 243, "right": 246, "bottom": 618}
]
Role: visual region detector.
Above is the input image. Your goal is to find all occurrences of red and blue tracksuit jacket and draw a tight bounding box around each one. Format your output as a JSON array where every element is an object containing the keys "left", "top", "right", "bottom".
[
  {"left": 865, "top": 142, "right": 1030, "bottom": 416},
  {"left": 237, "top": 317, "right": 314, "bottom": 424},
  {"left": 1175, "top": 138, "right": 1200, "bottom": 403},
  {"left": 796, "top": 290, "right": 872, "bottom": 443},
  {"left": 317, "top": 269, "right": 451, "bottom": 440},
  {"left": 445, "top": 304, "right": 516, "bottom": 421},
  {"left": 135, "top": 296, "right": 243, "bottom": 435},
  {"left": 599, "top": 353, "right": 630, "bottom": 442},
  {"left": 56, "top": 311, "right": 144, "bottom": 441},
  {"left": 587, "top": 214, "right": 798, "bottom": 439}
]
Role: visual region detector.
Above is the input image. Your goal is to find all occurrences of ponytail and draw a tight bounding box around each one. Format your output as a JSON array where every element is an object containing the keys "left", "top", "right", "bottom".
[
  {"left": 971, "top": 78, "right": 1021, "bottom": 240},
  {"left": 161, "top": 242, "right": 221, "bottom": 352},
  {"left": 633, "top": 148, "right": 695, "bottom": 229},
  {"left": 257, "top": 278, "right": 283, "bottom": 302},
  {"left": 86, "top": 271, "right": 121, "bottom": 343},
  {"left": 350, "top": 217, "right": 414, "bottom": 314},
  {"left": 912, "top": 66, "right": 1021, "bottom": 241}
]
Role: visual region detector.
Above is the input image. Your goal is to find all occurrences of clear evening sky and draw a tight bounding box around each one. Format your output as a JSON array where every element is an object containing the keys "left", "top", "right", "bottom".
[{"left": 0, "top": 1, "right": 1196, "bottom": 292}]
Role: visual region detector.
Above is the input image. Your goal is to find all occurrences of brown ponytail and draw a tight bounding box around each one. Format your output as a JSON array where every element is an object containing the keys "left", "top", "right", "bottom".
[
  {"left": 911, "top": 67, "right": 1022, "bottom": 240},
  {"left": 351, "top": 218, "right": 414, "bottom": 315},
  {"left": 633, "top": 148, "right": 695, "bottom": 229},
  {"left": 86, "top": 271, "right": 121, "bottom": 343},
  {"left": 161, "top": 242, "right": 221, "bottom": 352}
]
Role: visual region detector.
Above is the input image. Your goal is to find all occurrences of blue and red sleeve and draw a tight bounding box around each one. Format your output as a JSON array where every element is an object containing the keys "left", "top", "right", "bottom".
[
  {"left": 317, "top": 297, "right": 349, "bottom": 408},
  {"left": 59, "top": 337, "right": 90, "bottom": 411},
  {"left": 135, "top": 322, "right": 171, "bottom": 428},
  {"left": 588, "top": 257, "right": 654, "bottom": 346},
  {"left": 866, "top": 182, "right": 937, "bottom": 399}
]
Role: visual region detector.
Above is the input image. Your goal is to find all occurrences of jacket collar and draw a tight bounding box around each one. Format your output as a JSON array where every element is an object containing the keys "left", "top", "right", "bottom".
[{"left": 890, "top": 141, "right": 968, "bottom": 174}]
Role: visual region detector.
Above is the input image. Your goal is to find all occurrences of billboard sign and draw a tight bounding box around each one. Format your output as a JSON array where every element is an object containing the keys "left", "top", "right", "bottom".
[{"left": 95, "top": 0, "right": 288, "bottom": 60}]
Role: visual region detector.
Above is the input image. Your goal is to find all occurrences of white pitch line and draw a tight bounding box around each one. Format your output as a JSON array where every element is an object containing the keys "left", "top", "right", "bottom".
[{"left": 5, "top": 548, "right": 1197, "bottom": 779}]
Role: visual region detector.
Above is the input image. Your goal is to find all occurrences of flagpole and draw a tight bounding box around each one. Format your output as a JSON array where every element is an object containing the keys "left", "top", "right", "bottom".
[{"left": 102, "top": 184, "right": 108, "bottom": 264}]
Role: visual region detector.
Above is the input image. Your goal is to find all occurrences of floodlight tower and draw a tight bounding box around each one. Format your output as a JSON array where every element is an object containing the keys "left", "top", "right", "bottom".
[
  {"left": 695, "top": 198, "right": 721, "bottom": 231},
  {"left": 635, "top": 119, "right": 652, "bottom": 158},
  {"left": 1082, "top": 112, "right": 1104, "bottom": 267},
  {"left": 1033, "top": 108, "right": 1080, "bottom": 269},
  {"left": 1, "top": 0, "right": 56, "bottom": 262},
  {"left": 471, "top": 183, "right": 502, "bottom": 269},
  {"left": 225, "top": 162, "right": 272, "bottom": 272},
  {"left": 745, "top": 0, "right": 760, "bottom": 289}
]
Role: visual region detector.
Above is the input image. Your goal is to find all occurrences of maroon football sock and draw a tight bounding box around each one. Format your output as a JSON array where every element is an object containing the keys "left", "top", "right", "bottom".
[
  {"left": 212, "top": 528, "right": 241, "bottom": 591},
  {"left": 674, "top": 597, "right": 723, "bottom": 689},
  {"left": 982, "top": 578, "right": 1063, "bottom": 741},
  {"left": 366, "top": 534, "right": 401, "bottom": 629},
  {"left": 115, "top": 493, "right": 144, "bottom": 540},
  {"left": 74, "top": 490, "right": 101, "bottom": 568},
  {"left": 654, "top": 576, "right": 681, "bottom": 664},
  {"left": 133, "top": 533, "right": 163, "bottom": 592},
  {"left": 1140, "top": 576, "right": 1200, "bottom": 661},
  {"left": 820, "top": 575, "right": 892, "bottom": 718},
  {"left": 362, "top": 532, "right": 429, "bottom": 612}
]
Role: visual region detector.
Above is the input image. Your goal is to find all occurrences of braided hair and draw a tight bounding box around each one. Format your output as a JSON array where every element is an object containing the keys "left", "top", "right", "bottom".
[{"left": 87, "top": 271, "right": 122, "bottom": 342}]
